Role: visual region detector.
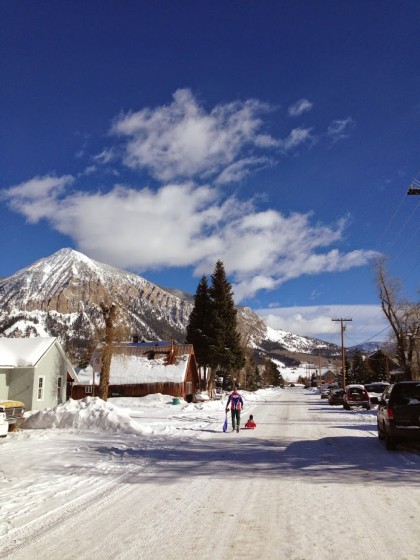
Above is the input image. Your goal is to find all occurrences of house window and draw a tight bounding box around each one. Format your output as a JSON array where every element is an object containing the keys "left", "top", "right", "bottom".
[
  {"left": 57, "top": 377, "right": 63, "bottom": 400},
  {"left": 37, "top": 376, "right": 45, "bottom": 401},
  {"left": 85, "top": 386, "right": 93, "bottom": 394}
]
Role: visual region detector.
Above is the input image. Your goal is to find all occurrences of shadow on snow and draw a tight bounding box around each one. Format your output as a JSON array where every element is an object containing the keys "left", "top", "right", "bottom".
[{"left": 89, "top": 429, "right": 420, "bottom": 486}]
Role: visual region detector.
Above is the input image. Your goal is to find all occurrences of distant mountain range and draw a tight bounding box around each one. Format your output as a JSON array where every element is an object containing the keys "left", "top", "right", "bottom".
[{"left": 0, "top": 248, "right": 342, "bottom": 365}]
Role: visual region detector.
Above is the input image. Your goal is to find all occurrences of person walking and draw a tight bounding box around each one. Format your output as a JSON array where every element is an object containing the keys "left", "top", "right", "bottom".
[{"left": 226, "top": 388, "right": 243, "bottom": 433}]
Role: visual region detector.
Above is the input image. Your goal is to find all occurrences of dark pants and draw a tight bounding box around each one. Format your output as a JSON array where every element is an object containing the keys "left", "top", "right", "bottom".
[{"left": 231, "top": 409, "right": 241, "bottom": 430}]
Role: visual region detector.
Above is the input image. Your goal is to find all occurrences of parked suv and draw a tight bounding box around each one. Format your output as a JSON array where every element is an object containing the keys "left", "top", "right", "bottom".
[
  {"left": 377, "top": 381, "right": 420, "bottom": 450},
  {"left": 343, "top": 384, "right": 371, "bottom": 410}
]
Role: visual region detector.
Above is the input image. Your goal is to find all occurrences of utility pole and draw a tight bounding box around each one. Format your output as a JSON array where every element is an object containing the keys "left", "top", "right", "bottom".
[
  {"left": 332, "top": 318, "right": 352, "bottom": 387},
  {"left": 318, "top": 352, "right": 322, "bottom": 387}
]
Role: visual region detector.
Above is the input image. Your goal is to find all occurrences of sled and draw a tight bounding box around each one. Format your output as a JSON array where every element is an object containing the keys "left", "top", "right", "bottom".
[{"left": 222, "top": 413, "right": 228, "bottom": 432}]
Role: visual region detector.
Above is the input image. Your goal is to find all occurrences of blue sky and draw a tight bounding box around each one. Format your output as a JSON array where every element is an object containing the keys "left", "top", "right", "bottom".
[{"left": 1, "top": 1, "right": 419, "bottom": 346}]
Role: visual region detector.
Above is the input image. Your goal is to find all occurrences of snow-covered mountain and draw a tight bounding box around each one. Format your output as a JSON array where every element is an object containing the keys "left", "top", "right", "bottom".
[
  {"left": 264, "top": 325, "right": 333, "bottom": 353},
  {"left": 0, "top": 248, "right": 340, "bottom": 364},
  {"left": 0, "top": 248, "right": 193, "bottom": 363}
]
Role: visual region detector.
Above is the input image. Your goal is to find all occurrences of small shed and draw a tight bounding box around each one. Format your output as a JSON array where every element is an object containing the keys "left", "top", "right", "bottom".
[
  {"left": 73, "top": 342, "right": 200, "bottom": 400},
  {"left": 0, "top": 337, "right": 79, "bottom": 411}
]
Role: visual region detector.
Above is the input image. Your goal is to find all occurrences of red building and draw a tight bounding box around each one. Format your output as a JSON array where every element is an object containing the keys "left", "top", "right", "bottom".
[{"left": 73, "top": 342, "right": 199, "bottom": 401}]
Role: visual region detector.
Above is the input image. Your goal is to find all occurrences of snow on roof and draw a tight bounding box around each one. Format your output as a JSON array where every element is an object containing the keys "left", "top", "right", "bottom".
[
  {"left": 77, "top": 353, "right": 190, "bottom": 385},
  {"left": 0, "top": 337, "right": 56, "bottom": 367}
]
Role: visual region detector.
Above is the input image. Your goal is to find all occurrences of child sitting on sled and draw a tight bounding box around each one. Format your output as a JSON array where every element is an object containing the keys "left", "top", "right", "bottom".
[{"left": 245, "top": 414, "right": 256, "bottom": 429}]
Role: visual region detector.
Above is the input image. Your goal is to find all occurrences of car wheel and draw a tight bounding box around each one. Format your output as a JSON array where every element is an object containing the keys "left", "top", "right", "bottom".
[
  {"left": 343, "top": 403, "right": 350, "bottom": 410},
  {"left": 384, "top": 430, "right": 397, "bottom": 451},
  {"left": 365, "top": 405, "right": 371, "bottom": 410}
]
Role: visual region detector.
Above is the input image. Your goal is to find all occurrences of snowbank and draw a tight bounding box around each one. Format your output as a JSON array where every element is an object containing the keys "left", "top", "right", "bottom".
[{"left": 22, "top": 397, "right": 146, "bottom": 435}]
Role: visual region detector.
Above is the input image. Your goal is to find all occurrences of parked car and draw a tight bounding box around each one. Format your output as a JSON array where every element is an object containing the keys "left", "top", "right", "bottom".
[
  {"left": 320, "top": 386, "right": 330, "bottom": 399},
  {"left": 377, "top": 381, "right": 420, "bottom": 450},
  {"left": 343, "top": 384, "right": 371, "bottom": 410},
  {"left": 328, "top": 388, "right": 344, "bottom": 406},
  {"left": 0, "top": 400, "right": 26, "bottom": 432},
  {"left": 364, "top": 382, "right": 390, "bottom": 405}
]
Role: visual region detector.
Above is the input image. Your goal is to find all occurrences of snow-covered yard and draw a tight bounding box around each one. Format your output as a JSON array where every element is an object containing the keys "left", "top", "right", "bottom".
[{"left": 1, "top": 387, "right": 420, "bottom": 560}]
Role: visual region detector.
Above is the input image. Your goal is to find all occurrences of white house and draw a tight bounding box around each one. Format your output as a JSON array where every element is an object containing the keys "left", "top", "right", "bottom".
[{"left": 0, "top": 337, "right": 79, "bottom": 411}]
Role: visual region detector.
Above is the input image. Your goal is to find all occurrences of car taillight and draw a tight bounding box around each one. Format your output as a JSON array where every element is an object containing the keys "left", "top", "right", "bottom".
[{"left": 387, "top": 407, "right": 394, "bottom": 420}]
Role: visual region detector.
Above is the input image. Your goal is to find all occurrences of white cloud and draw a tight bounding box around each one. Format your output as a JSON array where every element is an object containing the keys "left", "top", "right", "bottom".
[
  {"left": 81, "top": 165, "right": 97, "bottom": 176},
  {"left": 2, "top": 174, "right": 379, "bottom": 300},
  {"left": 1, "top": 175, "right": 73, "bottom": 223},
  {"left": 111, "top": 88, "right": 279, "bottom": 182},
  {"left": 93, "top": 148, "right": 117, "bottom": 164},
  {"left": 215, "top": 157, "right": 272, "bottom": 185},
  {"left": 288, "top": 98, "right": 313, "bottom": 117},
  {"left": 326, "top": 117, "right": 355, "bottom": 143},
  {"left": 280, "top": 127, "right": 314, "bottom": 151},
  {"left": 256, "top": 304, "right": 390, "bottom": 345}
]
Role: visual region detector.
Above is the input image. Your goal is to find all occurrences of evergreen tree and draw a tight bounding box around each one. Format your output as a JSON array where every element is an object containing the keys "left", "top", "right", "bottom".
[
  {"left": 186, "top": 275, "right": 212, "bottom": 374},
  {"left": 207, "top": 260, "right": 245, "bottom": 390},
  {"left": 245, "top": 364, "right": 260, "bottom": 391},
  {"left": 362, "top": 361, "right": 375, "bottom": 384},
  {"left": 265, "top": 359, "right": 284, "bottom": 387},
  {"left": 351, "top": 350, "right": 365, "bottom": 384},
  {"left": 255, "top": 364, "right": 265, "bottom": 388},
  {"left": 366, "top": 350, "right": 389, "bottom": 381},
  {"left": 351, "top": 350, "right": 375, "bottom": 384}
]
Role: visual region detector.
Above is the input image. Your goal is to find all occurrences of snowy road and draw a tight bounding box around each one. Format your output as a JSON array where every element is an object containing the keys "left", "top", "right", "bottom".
[{"left": 2, "top": 388, "right": 420, "bottom": 559}]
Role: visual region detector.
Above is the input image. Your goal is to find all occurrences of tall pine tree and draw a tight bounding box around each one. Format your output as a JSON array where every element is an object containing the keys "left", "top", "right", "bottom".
[
  {"left": 186, "top": 275, "right": 211, "bottom": 388},
  {"left": 207, "top": 260, "right": 245, "bottom": 391}
]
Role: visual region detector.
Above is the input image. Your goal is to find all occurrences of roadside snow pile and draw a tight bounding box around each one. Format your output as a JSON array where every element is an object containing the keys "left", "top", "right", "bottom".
[
  {"left": 109, "top": 393, "right": 177, "bottom": 409},
  {"left": 22, "top": 397, "right": 145, "bottom": 435}
]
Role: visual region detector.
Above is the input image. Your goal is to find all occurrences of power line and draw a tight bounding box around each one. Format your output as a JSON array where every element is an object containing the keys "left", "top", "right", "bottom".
[
  {"left": 345, "top": 324, "right": 392, "bottom": 349},
  {"left": 384, "top": 199, "right": 420, "bottom": 253}
]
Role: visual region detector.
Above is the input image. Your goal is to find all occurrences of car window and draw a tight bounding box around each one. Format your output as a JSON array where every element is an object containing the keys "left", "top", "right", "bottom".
[
  {"left": 392, "top": 384, "right": 420, "bottom": 405},
  {"left": 365, "top": 384, "right": 388, "bottom": 393}
]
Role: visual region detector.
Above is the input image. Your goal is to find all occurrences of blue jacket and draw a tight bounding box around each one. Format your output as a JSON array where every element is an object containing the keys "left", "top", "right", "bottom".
[{"left": 226, "top": 391, "right": 243, "bottom": 411}]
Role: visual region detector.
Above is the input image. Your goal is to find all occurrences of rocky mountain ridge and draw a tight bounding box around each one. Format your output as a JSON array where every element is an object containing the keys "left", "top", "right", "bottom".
[{"left": 0, "top": 248, "right": 340, "bottom": 364}]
